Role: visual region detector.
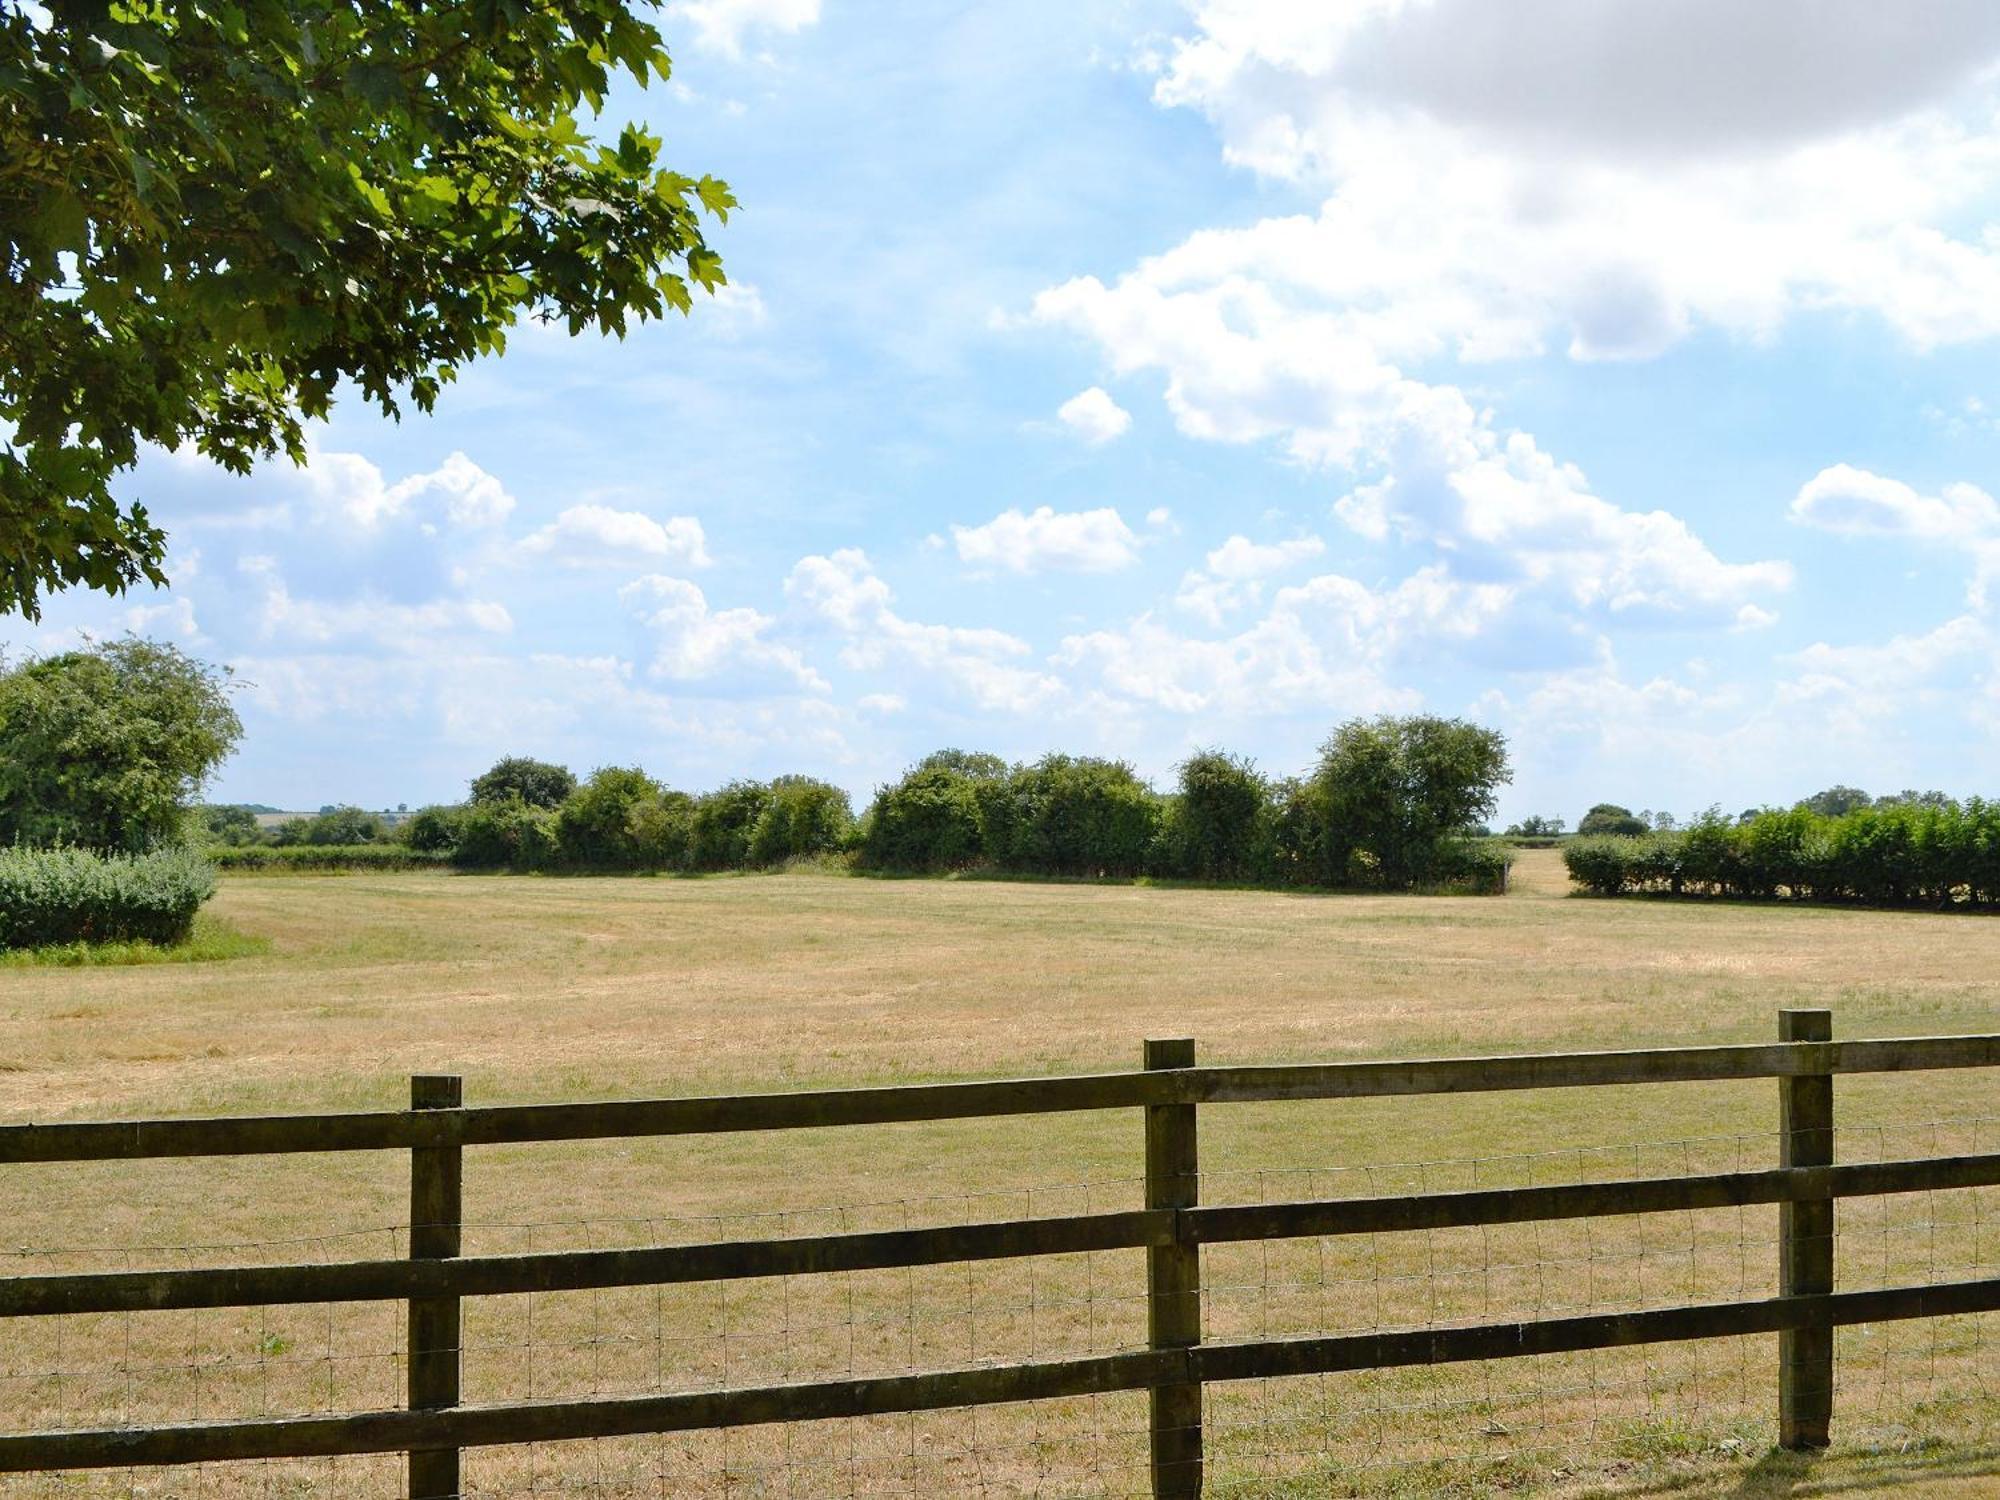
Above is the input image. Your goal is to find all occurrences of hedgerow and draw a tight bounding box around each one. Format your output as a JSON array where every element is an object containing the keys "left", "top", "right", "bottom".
[
  {"left": 1562, "top": 800, "right": 2000, "bottom": 909},
  {"left": 0, "top": 846, "right": 217, "bottom": 948},
  {"left": 208, "top": 845, "right": 452, "bottom": 873}
]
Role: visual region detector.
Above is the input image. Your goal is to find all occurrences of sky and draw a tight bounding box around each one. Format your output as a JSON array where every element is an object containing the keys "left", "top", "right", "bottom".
[{"left": 12, "top": 0, "right": 2000, "bottom": 825}]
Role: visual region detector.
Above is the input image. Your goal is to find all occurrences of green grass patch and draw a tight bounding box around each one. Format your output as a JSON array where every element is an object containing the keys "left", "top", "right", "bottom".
[{"left": 0, "top": 912, "right": 269, "bottom": 968}]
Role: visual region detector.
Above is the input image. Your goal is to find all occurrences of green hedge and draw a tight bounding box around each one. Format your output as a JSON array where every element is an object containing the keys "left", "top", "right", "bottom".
[
  {"left": 0, "top": 846, "right": 217, "bottom": 948},
  {"left": 209, "top": 844, "right": 451, "bottom": 872},
  {"left": 1563, "top": 800, "right": 2000, "bottom": 908}
]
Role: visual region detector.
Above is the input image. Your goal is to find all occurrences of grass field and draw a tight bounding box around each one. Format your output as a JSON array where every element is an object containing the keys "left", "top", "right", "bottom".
[{"left": 0, "top": 851, "right": 1996, "bottom": 1497}]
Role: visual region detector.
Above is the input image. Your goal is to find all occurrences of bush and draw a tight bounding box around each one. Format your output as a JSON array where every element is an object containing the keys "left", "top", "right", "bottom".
[
  {"left": 452, "top": 800, "right": 559, "bottom": 870},
  {"left": 399, "top": 805, "right": 467, "bottom": 853},
  {"left": 0, "top": 845, "right": 217, "bottom": 947},
  {"left": 629, "top": 790, "right": 696, "bottom": 871},
  {"left": 471, "top": 756, "right": 576, "bottom": 810},
  {"left": 859, "top": 759, "right": 991, "bottom": 872},
  {"left": 1578, "top": 803, "right": 1649, "bottom": 837},
  {"left": 209, "top": 845, "right": 451, "bottom": 872},
  {"left": 195, "top": 804, "right": 263, "bottom": 847},
  {"left": 690, "top": 781, "right": 772, "bottom": 870},
  {"left": 748, "top": 777, "right": 853, "bottom": 866},
  {"left": 1564, "top": 799, "right": 2000, "bottom": 911},
  {"left": 555, "top": 767, "right": 660, "bottom": 869},
  {"left": 271, "top": 805, "right": 385, "bottom": 846},
  {"left": 1155, "top": 751, "right": 1271, "bottom": 881},
  {"left": 989, "top": 755, "right": 1160, "bottom": 877}
]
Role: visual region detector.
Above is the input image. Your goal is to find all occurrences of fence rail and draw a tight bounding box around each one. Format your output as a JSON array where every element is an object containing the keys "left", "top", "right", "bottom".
[{"left": 1, "top": 1010, "right": 1997, "bottom": 1495}]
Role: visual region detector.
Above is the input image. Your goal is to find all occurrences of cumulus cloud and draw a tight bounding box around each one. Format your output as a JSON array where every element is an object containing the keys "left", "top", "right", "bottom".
[
  {"left": 950, "top": 505, "right": 1141, "bottom": 574},
  {"left": 1056, "top": 386, "right": 1133, "bottom": 444},
  {"left": 1037, "top": 263, "right": 1788, "bottom": 640},
  {"left": 1058, "top": 568, "right": 1474, "bottom": 716},
  {"left": 519, "top": 505, "right": 712, "bottom": 568},
  {"left": 304, "top": 449, "right": 515, "bottom": 530},
  {"left": 1792, "top": 464, "right": 2000, "bottom": 606},
  {"left": 669, "top": 0, "right": 818, "bottom": 57},
  {"left": 1146, "top": 1, "right": 2000, "bottom": 356},
  {"left": 786, "top": 549, "right": 1061, "bottom": 712},
  {"left": 619, "top": 574, "right": 825, "bottom": 692},
  {"left": 1174, "top": 534, "right": 1325, "bottom": 624}
]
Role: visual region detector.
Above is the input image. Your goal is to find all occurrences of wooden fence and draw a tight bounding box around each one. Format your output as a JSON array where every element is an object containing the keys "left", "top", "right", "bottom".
[{"left": 2, "top": 1008, "right": 1999, "bottom": 1496}]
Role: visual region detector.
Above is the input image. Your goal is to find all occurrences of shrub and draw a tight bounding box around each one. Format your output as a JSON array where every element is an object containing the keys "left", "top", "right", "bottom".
[
  {"left": 196, "top": 804, "right": 263, "bottom": 847},
  {"left": 555, "top": 767, "right": 660, "bottom": 868},
  {"left": 273, "top": 805, "right": 385, "bottom": 846},
  {"left": 859, "top": 759, "right": 990, "bottom": 872},
  {"left": 989, "top": 755, "right": 1160, "bottom": 877},
  {"left": 470, "top": 756, "right": 576, "bottom": 810},
  {"left": 452, "top": 799, "right": 559, "bottom": 870},
  {"left": 629, "top": 790, "right": 696, "bottom": 871},
  {"left": 1155, "top": 751, "right": 1270, "bottom": 881},
  {"left": 0, "top": 845, "right": 217, "bottom": 947},
  {"left": 1578, "top": 803, "right": 1649, "bottom": 837},
  {"left": 690, "top": 781, "right": 772, "bottom": 870},
  {"left": 748, "top": 777, "right": 853, "bottom": 866},
  {"left": 399, "top": 805, "right": 467, "bottom": 853},
  {"left": 1563, "top": 835, "right": 1638, "bottom": 895}
]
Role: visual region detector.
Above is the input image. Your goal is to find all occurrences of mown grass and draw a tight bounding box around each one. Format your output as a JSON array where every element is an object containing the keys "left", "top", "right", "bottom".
[{"left": 0, "top": 852, "right": 1992, "bottom": 1497}]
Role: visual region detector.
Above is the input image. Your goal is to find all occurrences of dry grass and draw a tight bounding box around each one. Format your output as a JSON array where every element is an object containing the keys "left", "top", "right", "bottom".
[{"left": 0, "top": 851, "right": 1996, "bottom": 1497}]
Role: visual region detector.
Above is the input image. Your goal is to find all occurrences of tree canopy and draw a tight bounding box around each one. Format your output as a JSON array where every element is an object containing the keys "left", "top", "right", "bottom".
[
  {"left": 470, "top": 755, "right": 577, "bottom": 809},
  {"left": 1578, "top": 802, "right": 1649, "bottom": 837},
  {"left": 0, "top": 635, "right": 241, "bottom": 849},
  {"left": 1, "top": 0, "right": 733, "bottom": 617},
  {"left": 1310, "top": 715, "right": 1509, "bottom": 886}
]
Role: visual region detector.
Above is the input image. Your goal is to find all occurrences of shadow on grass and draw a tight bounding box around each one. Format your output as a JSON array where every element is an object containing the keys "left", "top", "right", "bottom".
[{"left": 0, "top": 913, "right": 269, "bottom": 968}]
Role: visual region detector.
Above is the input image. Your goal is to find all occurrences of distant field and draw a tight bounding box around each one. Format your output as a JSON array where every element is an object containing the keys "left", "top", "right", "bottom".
[{"left": 0, "top": 851, "right": 1995, "bottom": 1496}]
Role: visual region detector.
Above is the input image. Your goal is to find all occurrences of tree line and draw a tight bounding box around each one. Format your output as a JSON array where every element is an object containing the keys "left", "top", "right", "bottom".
[{"left": 297, "top": 716, "right": 1513, "bottom": 892}]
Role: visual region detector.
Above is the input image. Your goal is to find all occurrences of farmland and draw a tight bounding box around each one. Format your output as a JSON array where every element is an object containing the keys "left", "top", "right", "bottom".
[{"left": 1, "top": 851, "right": 1996, "bottom": 1496}]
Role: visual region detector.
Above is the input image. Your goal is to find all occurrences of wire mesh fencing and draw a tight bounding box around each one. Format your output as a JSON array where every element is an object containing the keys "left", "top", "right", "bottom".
[{"left": 2, "top": 1125, "right": 1996, "bottom": 1498}]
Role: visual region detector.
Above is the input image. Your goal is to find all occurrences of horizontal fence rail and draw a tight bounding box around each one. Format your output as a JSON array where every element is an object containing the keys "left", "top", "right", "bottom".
[
  {"left": 8, "top": 1152, "right": 2000, "bottom": 1320},
  {"left": 8, "top": 1281, "right": 2000, "bottom": 1472},
  {"left": 1, "top": 1013, "right": 1997, "bottom": 1495},
  {"left": 5, "top": 1032, "right": 1999, "bottom": 1163}
]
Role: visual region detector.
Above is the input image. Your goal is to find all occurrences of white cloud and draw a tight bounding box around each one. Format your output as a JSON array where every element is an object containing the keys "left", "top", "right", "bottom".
[
  {"left": 1174, "top": 533, "right": 1325, "bottom": 624},
  {"left": 950, "top": 505, "right": 1141, "bottom": 574},
  {"left": 1056, "top": 386, "right": 1133, "bottom": 444},
  {"left": 669, "top": 0, "right": 819, "bottom": 57},
  {"left": 704, "top": 281, "right": 769, "bottom": 334},
  {"left": 304, "top": 449, "right": 515, "bottom": 530},
  {"left": 1059, "top": 568, "right": 1465, "bottom": 717},
  {"left": 1791, "top": 464, "right": 2000, "bottom": 605},
  {"left": 519, "top": 505, "right": 712, "bottom": 568},
  {"left": 1147, "top": 2, "right": 2000, "bottom": 357},
  {"left": 619, "top": 574, "right": 825, "bottom": 691},
  {"left": 1037, "top": 265, "right": 1788, "bottom": 632},
  {"left": 242, "top": 560, "right": 513, "bottom": 647},
  {"left": 121, "top": 597, "right": 201, "bottom": 641},
  {"left": 786, "top": 549, "right": 1061, "bottom": 712}
]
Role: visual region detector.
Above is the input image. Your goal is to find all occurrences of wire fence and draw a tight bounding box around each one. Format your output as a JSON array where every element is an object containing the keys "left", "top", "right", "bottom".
[{"left": 3, "top": 1113, "right": 1996, "bottom": 1498}]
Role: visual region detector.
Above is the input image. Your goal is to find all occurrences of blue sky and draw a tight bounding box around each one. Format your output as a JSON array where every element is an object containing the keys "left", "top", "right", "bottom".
[{"left": 12, "top": 0, "right": 2000, "bottom": 825}]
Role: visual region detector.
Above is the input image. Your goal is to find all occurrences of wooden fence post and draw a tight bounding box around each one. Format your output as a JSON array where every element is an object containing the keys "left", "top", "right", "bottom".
[
  {"left": 409, "top": 1075, "right": 464, "bottom": 1499},
  {"left": 1145, "top": 1038, "right": 1203, "bottom": 1498},
  {"left": 1778, "top": 1009, "right": 1834, "bottom": 1450}
]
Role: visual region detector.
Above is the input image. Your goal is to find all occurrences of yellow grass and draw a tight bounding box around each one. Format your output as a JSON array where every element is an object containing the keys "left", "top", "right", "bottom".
[{"left": 0, "top": 851, "right": 1995, "bottom": 1497}]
